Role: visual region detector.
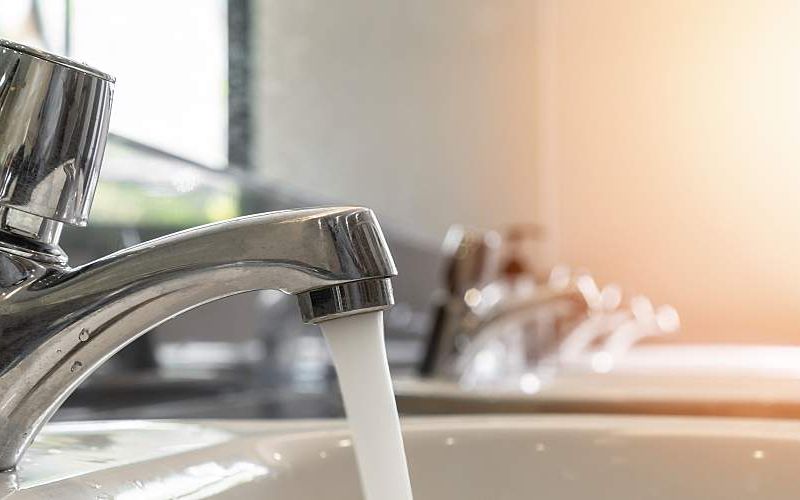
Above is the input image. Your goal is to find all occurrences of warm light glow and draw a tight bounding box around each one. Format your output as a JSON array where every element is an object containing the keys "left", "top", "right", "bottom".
[
  {"left": 464, "top": 288, "right": 483, "bottom": 308},
  {"left": 591, "top": 352, "right": 615, "bottom": 374},
  {"left": 536, "top": 0, "right": 800, "bottom": 344},
  {"left": 519, "top": 372, "right": 542, "bottom": 394}
]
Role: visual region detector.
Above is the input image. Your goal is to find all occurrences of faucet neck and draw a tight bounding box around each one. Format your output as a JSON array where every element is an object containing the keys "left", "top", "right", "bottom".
[
  {"left": 0, "top": 207, "right": 67, "bottom": 265},
  {"left": 0, "top": 206, "right": 395, "bottom": 471}
]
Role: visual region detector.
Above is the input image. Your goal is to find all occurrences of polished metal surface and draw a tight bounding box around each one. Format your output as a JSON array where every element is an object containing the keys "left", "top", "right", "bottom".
[
  {"left": 421, "top": 225, "right": 590, "bottom": 379},
  {"left": 0, "top": 38, "right": 397, "bottom": 471},
  {"left": 0, "top": 207, "right": 66, "bottom": 264},
  {"left": 0, "top": 39, "right": 114, "bottom": 227},
  {"left": 421, "top": 224, "right": 680, "bottom": 389},
  {"left": 419, "top": 226, "right": 501, "bottom": 375},
  {"left": 298, "top": 278, "right": 394, "bottom": 323},
  {"left": 0, "top": 206, "right": 397, "bottom": 470},
  {"left": 439, "top": 226, "right": 501, "bottom": 297}
]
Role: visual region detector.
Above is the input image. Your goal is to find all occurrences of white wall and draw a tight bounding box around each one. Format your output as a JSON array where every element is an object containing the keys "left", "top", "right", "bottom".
[
  {"left": 540, "top": 0, "right": 800, "bottom": 343},
  {"left": 71, "top": 0, "right": 229, "bottom": 166},
  {"left": 251, "top": 0, "right": 543, "bottom": 245},
  {"left": 253, "top": 0, "right": 800, "bottom": 343}
]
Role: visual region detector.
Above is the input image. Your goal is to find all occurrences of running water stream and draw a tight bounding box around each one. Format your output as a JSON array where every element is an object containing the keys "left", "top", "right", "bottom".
[{"left": 320, "top": 311, "right": 414, "bottom": 500}]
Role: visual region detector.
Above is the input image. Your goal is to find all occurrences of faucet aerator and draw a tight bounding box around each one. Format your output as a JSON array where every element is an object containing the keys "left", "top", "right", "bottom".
[{"left": 297, "top": 278, "right": 395, "bottom": 324}]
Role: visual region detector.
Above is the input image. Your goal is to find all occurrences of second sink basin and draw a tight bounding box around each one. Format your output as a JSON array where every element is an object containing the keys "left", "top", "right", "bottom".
[{"left": 4, "top": 415, "right": 799, "bottom": 499}]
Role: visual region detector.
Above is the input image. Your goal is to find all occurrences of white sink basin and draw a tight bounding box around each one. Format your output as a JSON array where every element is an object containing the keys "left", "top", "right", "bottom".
[
  {"left": 2, "top": 416, "right": 799, "bottom": 499},
  {"left": 398, "top": 345, "right": 800, "bottom": 419}
]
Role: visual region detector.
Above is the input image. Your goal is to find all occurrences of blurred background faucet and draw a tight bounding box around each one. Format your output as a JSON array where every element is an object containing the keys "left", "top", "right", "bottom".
[
  {"left": 420, "top": 224, "right": 585, "bottom": 380},
  {"left": 0, "top": 40, "right": 397, "bottom": 470},
  {"left": 420, "top": 223, "right": 679, "bottom": 390},
  {"left": 419, "top": 225, "right": 503, "bottom": 376}
]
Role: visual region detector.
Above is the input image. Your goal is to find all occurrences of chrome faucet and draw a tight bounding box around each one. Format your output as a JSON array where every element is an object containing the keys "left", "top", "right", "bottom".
[
  {"left": 419, "top": 225, "right": 503, "bottom": 376},
  {"left": 420, "top": 224, "right": 678, "bottom": 386},
  {"left": 420, "top": 225, "right": 587, "bottom": 379},
  {"left": 0, "top": 40, "right": 396, "bottom": 470}
]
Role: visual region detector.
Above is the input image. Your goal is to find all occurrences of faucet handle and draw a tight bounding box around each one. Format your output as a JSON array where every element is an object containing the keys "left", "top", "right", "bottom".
[
  {"left": 441, "top": 225, "right": 502, "bottom": 295},
  {"left": 0, "top": 39, "right": 114, "bottom": 227}
]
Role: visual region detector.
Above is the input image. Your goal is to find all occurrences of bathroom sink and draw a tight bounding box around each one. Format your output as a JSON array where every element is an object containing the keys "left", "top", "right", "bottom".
[
  {"left": 3, "top": 415, "right": 799, "bottom": 499},
  {"left": 397, "top": 344, "right": 800, "bottom": 419}
]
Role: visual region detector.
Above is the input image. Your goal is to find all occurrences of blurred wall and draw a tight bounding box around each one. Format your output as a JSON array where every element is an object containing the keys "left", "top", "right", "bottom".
[
  {"left": 253, "top": 0, "right": 800, "bottom": 344},
  {"left": 540, "top": 0, "right": 800, "bottom": 343},
  {"left": 251, "top": 0, "right": 542, "bottom": 245}
]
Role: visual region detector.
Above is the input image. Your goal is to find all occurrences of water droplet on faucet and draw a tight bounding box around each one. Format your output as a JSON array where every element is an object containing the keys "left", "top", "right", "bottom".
[
  {"left": 70, "top": 361, "right": 83, "bottom": 373},
  {"left": 78, "top": 329, "right": 90, "bottom": 342}
]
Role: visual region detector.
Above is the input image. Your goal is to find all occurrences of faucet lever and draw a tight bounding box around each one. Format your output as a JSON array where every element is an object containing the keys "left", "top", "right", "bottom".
[{"left": 0, "top": 39, "right": 114, "bottom": 232}]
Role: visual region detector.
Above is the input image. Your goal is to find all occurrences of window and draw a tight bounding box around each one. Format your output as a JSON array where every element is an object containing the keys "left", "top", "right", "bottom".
[{"left": 0, "top": 0, "right": 230, "bottom": 167}]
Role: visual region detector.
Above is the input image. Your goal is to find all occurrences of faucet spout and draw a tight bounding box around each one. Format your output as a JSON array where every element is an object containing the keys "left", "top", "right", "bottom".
[{"left": 0, "top": 206, "right": 396, "bottom": 470}]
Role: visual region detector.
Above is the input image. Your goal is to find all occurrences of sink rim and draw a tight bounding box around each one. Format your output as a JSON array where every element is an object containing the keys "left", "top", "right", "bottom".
[{"left": 7, "top": 414, "right": 800, "bottom": 499}]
